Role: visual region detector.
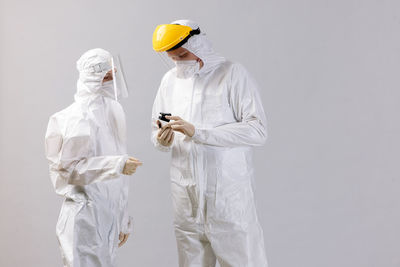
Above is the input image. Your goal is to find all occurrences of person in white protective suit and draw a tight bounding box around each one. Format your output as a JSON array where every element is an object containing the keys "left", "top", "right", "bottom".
[
  {"left": 45, "top": 48, "right": 142, "bottom": 267},
  {"left": 151, "top": 20, "right": 269, "bottom": 267}
]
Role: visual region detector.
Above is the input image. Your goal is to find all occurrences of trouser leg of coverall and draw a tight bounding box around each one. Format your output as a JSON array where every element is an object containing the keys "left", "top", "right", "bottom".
[
  {"left": 57, "top": 200, "right": 78, "bottom": 267},
  {"left": 206, "top": 179, "right": 268, "bottom": 267},
  {"left": 173, "top": 200, "right": 267, "bottom": 267},
  {"left": 171, "top": 176, "right": 267, "bottom": 266},
  {"left": 207, "top": 221, "right": 268, "bottom": 267},
  {"left": 171, "top": 181, "right": 216, "bottom": 267},
  {"left": 175, "top": 227, "right": 217, "bottom": 267},
  {"left": 57, "top": 200, "right": 119, "bottom": 267}
]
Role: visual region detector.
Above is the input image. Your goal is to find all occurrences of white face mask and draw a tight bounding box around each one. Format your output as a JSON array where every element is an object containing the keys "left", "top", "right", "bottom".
[
  {"left": 175, "top": 60, "right": 200, "bottom": 79},
  {"left": 101, "top": 80, "right": 116, "bottom": 99}
]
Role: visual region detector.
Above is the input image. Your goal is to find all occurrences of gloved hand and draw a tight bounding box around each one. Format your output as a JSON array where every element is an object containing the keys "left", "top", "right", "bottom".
[
  {"left": 157, "top": 124, "right": 175, "bottom": 147},
  {"left": 122, "top": 157, "right": 142, "bottom": 175},
  {"left": 118, "top": 232, "right": 130, "bottom": 247},
  {"left": 165, "top": 116, "right": 195, "bottom": 137}
]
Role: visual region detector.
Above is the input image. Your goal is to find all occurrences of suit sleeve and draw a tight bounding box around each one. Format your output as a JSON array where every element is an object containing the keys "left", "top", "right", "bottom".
[
  {"left": 151, "top": 74, "right": 172, "bottom": 152},
  {"left": 120, "top": 203, "right": 133, "bottom": 234},
  {"left": 45, "top": 116, "right": 128, "bottom": 187},
  {"left": 191, "top": 64, "right": 268, "bottom": 147}
]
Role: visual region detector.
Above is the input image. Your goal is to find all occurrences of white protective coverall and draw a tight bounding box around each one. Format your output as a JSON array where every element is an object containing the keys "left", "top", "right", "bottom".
[
  {"left": 151, "top": 20, "right": 268, "bottom": 267},
  {"left": 45, "top": 48, "right": 133, "bottom": 267}
]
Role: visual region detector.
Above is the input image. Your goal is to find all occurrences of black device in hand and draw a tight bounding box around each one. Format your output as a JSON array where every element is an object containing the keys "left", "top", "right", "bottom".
[{"left": 158, "top": 112, "right": 171, "bottom": 128}]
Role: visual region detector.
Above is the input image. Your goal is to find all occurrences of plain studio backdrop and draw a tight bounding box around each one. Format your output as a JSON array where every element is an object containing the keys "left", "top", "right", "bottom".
[{"left": 1, "top": 0, "right": 399, "bottom": 266}]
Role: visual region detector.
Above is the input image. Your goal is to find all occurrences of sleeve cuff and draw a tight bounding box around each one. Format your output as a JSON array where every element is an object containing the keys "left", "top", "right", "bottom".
[
  {"left": 121, "top": 216, "right": 133, "bottom": 234},
  {"left": 155, "top": 142, "right": 172, "bottom": 152},
  {"left": 191, "top": 128, "right": 209, "bottom": 144},
  {"left": 118, "top": 154, "right": 129, "bottom": 175}
]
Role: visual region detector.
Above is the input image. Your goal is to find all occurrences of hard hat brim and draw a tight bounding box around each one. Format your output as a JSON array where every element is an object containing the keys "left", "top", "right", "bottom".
[{"left": 152, "top": 24, "right": 193, "bottom": 52}]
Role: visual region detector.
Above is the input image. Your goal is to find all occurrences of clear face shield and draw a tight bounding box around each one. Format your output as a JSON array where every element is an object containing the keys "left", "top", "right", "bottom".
[
  {"left": 110, "top": 55, "right": 129, "bottom": 101},
  {"left": 156, "top": 50, "right": 202, "bottom": 79},
  {"left": 156, "top": 52, "right": 175, "bottom": 71},
  {"left": 96, "top": 56, "right": 128, "bottom": 101}
]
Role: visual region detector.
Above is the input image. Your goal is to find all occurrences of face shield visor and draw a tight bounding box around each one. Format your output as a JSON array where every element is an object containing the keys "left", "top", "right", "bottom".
[
  {"left": 110, "top": 55, "right": 128, "bottom": 101},
  {"left": 94, "top": 54, "right": 128, "bottom": 101},
  {"left": 156, "top": 52, "right": 175, "bottom": 70}
]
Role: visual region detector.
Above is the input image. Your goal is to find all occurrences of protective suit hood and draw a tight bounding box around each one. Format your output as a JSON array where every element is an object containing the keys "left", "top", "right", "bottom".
[
  {"left": 75, "top": 48, "right": 115, "bottom": 101},
  {"left": 171, "top": 19, "right": 226, "bottom": 76}
]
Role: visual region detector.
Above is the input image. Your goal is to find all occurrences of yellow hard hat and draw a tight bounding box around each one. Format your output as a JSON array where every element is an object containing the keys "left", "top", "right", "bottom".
[{"left": 152, "top": 24, "right": 200, "bottom": 52}]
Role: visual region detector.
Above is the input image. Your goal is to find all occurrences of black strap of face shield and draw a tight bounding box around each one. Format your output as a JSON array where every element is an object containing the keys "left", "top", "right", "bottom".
[{"left": 166, "top": 27, "right": 201, "bottom": 52}]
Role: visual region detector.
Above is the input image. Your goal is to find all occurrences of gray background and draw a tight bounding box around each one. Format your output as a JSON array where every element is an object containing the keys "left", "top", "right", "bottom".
[{"left": 1, "top": 0, "right": 399, "bottom": 266}]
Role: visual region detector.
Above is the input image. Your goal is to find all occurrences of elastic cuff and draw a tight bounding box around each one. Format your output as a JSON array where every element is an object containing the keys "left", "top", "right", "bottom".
[
  {"left": 191, "top": 128, "right": 209, "bottom": 144},
  {"left": 118, "top": 154, "right": 129, "bottom": 175},
  {"left": 121, "top": 216, "right": 133, "bottom": 234},
  {"left": 156, "top": 142, "right": 172, "bottom": 152}
]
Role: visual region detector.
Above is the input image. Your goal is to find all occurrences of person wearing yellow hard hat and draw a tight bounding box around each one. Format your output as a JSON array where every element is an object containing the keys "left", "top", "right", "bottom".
[{"left": 151, "top": 20, "right": 269, "bottom": 267}]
